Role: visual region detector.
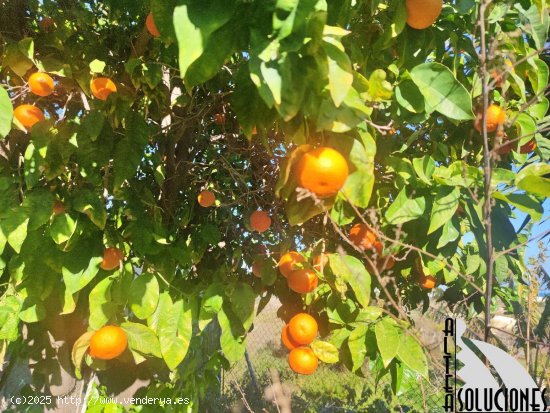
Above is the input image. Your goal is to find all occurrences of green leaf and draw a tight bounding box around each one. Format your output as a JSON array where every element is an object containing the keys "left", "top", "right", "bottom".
[
  {"left": 341, "top": 131, "right": 376, "bottom": 208},
  {"left": 121, "top": 322, "right": 162, "bottom": 358},
  {"left": 62, "top": 238, "right": 103, "bottom": 294},
  {"left": 285, "top": 193, "right": 331, "bottom": 226},
  {"left": 390, "top": 360, "right": 404, "bottom": 394},
  {"left": 516, "top": 4, "right": 549, "bottom": 50},
  {"left": 113, "top": 111, "right": 149, "bottom": 189},
  {"left": 89, "top": 59, "right": 106, "bottom": 73},
  {"left": 311, "top": 340, "right": 339, "bottom": 363},
  {"left": 18, "top": 38, "right": 34, "bottom": 60},
  {"left": 0, "top": 87, "right": 13, "bottom": 138},
  {"left": 275, "top": 55, "right": 306, "bottom": 121},
  {"left": 227, "top": 282, "right": 255, "bottom": 331},
  {"left": 35, "top": 55, "right": 72, "bottom": 77},
  {"left": 515, "top": 163, "right": 550, "bottom": 197},
  {"left": 437, "top": 219, "right": 460, "bottom": 249},
  {"left": 0, "top": 227, "right": 6, "bottom": 255},
  {"left": 71, "top": 331, "right": 94, "bottom": 379},
  {"left": 18, "top": 296, "right": 46, "bottom": 323},
  {"left": 375, "top": 317, "right": 402, "bottom": 368},
  {"left": 514, "top": 113, "right": 537, "bottom": 146},
  {"left": 526, "top": 58, "right": 549, "bottom": 97},
  {"left": 260, "top": 262, "right": 277, "bottom": 286},
  {"left": 0, "top": 296, "right": 21, "bottom": 341},
  {"left": 330, "top": 198, "right": 355, "bottom": 225},
  {"left": 88, "top": 276, "right": 116, "bottom": 330},
  {"left": 22, "top": 189, "right": 55, "bottom": 230},
  {"left": 23, "top": 143, "right": 41, "bottom": 189},
  {"left": 365, "top": 69, "right": 393, "bottom": 102},
  {"left": 157, "top": 293, "right": 192, "bottom": 370},
  {"left": 396, "top": 333, "right": 428, "bottom": 378},
  {"left": 151, "top": 0, "right": 177, "bottom": 40},
  {"left": 5, "top": 42, "right": 33, "bottom": 77},
  {"left": 412, "top": 156, "right": 435, "bottom": 185},
  {"left": 410, "top": 62, "right": 474, "bottom": 120},
  {"left": 50, "top": 213, "right": 77, "bottom": 244},
  {"left": 329, "top": 254, "right": 371, "bottom": 308},
  {"left": 395, "top": 80, "right": 425, "bottom": 114},
  {"left": 198, "top": 283, "right": 224, "bottom": 331},
  {"left": 493, "top": 192, "right": 543, "bottom": 222},
  {"left": 72, "top": 190, "right": 107, "bottom": 229},
  {"left": 347, "top": 324, "right": 368, "bottom": 371},
  {"left": 200, "top": 223, "right": 221, "bottom": 245},
  {"left": 385, "top": 188, "right": 426, "bottom": 225},
  {"left": 323, "top": 40, "right": 353, "bottom": 107},
  {"left": 0, "top": 209, "right": 29, "bottom": 253},
  {"left": 129, "top": 273, "right": 160, "bottom": 320},
  {"left": 80, "top": 111, "right": 105, "bottom": 141},
  {"left": 174, "top": 0, "right": 237, "bottom": 86},
  {"left": 250, "top": 53, "right": 281, "bottom": 109},
  {"left": 218, "top": 306, "right": 246, "bottom": 363},
  {"left": 428, "top": 186, "right": 460, "bottom": 234},
  {"left": 355, "top": 306, "right": 384, "bottom": 323}
]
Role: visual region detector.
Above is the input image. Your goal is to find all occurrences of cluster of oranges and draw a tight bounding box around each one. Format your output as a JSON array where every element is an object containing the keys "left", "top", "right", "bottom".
[
  {"left": 281, "top": 313, "right": 319, "bottom": 375},
  {"left": 347, "top": 223, "right": 435, "bottom": 289},
  {"left": 48, "top": 4, "right": 447, "bottom": 364},
  {"left": 13, "top": 72, "right": 118, "bottom": 131},
  {"left": 13, "top": 72, "right": 53, "bottom": 129},
  {"left": 197, "top": 189, "right": 273, "bottom": 234},
  {"left": 278, "top": 251, "right": 320, "bottom": 294},
  {"left": 13, "top": 11, "right": 163, "bottom": 133}
]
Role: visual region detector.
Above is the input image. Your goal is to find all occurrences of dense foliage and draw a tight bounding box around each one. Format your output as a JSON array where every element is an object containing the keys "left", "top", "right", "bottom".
[{"left": 0, "top": 0, "right": 548, "bottom": 410}]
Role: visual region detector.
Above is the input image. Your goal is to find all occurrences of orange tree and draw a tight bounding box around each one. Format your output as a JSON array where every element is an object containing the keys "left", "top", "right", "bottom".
[{"left": 0, "top": 0, "right": 549, "bottom": 410}]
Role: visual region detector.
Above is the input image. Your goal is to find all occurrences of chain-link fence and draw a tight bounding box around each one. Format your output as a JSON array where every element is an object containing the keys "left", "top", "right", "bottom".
[{"left": 204, "top": 299, "right": 447, "bottom": 413}]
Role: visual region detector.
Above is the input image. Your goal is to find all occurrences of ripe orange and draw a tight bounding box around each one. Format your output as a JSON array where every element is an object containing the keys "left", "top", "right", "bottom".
[
  {"left": 519, "top": 140, "right": 537, "bottom": 154},
  {"left": 29, "top": 72, "right": 55, "bottom": 97},
  {"left": 90, "top": 77, "right": 117, "bottom": 101},
  {"left": 288, "top": 313, "right": 318, "bottom": 345},
  {"left": 420, "top": 275, "right": 436, "bottom": 289},
  {"left": 278, "top": 252, "right": 306, "bottom": 278},
  {"left": 348, "top": 224, "right": 382, "bottom": 254},
  {"left": 406, "top": 0, "right": 443, "bottom": 30},
  {"left": 281, "top": 325, "right": 300, "bottom": 350},
  {"left": 287, "top": 269, "right": 318, "bottom": 294},
  {"left": 101, "top": 247, "right": 124, "bottom": 271},
  {"left": 250, "top": 210, "right": 271, "bottom": 233},
  {"left": 89, "top": 325, "right": 128, "bottom": 360},
  {"left": 146, "top": 12, "right": 160, "bottom": 37},
  {"left": 474, "top": 104, "right": 506, "bottom": 133},
  {"left": 312, "top": 253, "right": 329, "bottom": 272},
  {"left": 294, "top": 147, "right": 349, "bottom": 198},
  {"left": 14, "top": 104, "right": 45, "bottom": 129},
  {"left": 198, "top": 190, "right": 216, "bottom": 207},
  {"left": 252, "top": 260, "right": 263, "bottom": 278},
  {"left": 378, "top": 255, "right": 395, "bottom": 271},
  {"left": 214, "top": 113, "right": 225, "bottom": 125},
  {"left": 288, "top": 347, "right": 318, "bottom": 375},
  {"left": 52, "top": 200, "right": 66, "bottom": 215}
]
